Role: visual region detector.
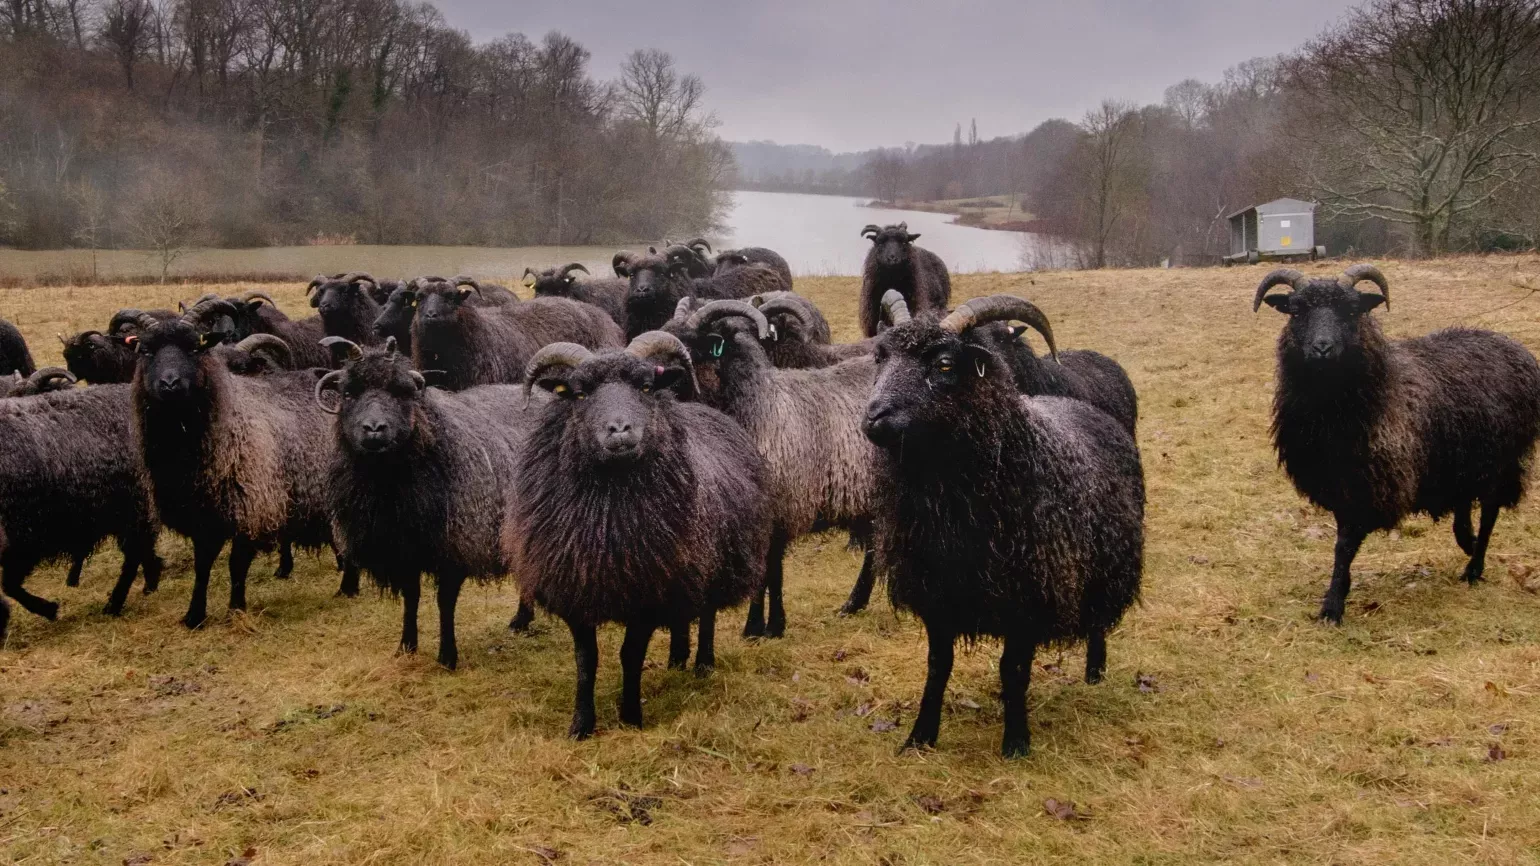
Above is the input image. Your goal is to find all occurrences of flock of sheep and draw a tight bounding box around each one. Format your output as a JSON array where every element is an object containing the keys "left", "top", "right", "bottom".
[{"left": 0, "top": 225, "right": 1537, "bottom": 757}]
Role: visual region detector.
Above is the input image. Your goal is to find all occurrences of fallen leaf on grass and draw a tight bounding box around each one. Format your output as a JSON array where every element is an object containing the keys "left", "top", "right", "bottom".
[
  {"left": 854, "top": 702, "right": 873, "bottom": 717},
  {"left": 955, "top": 697, "right": 981, "bottom": 710},
  {"left": 1509, "top": 563, "right": 1540, "bottom": 593},
  {"left": 1222, "top": 775, "right": 1264, "bottom": 790},
  {"left": 223, "top": 847, "right": 257, "bottom": 866},
  {"left": 789, "top": 763, "right": 815, "bottom": 776},
  {"left": 1305, "top": 671, "right": 1320, "bottom": 683},
  {"left": 589, "top": 789, "right": 661, "bottom": 825},
  {"left": 123, "top": 855, "right": 154, "bottom": 866},
  {"left": 845, "top": 667, "right": 870, "bottom": 685},
  {"left": 1042, "top": 798, "right": 1087, "bottom": 821},
  {"left": 832, "top": 649, "right": 847, "bottom": 662},
  {"left": 1488, "top": 744, "right": 1506, "bottom": 762},
  {"left": 213, "top": 788, "right": 261, "bottom": 810},
  {"left": 1135, "top": 673, "right": 1160, "bottom": 694},
  {"left": 1488, "top": 723, "right": 1508, "bottom": 736},
  {"left": 1486, "top": 681, "right": 1508, "bottom": 698},
  {"left": 148, "top": 675, "right": 201, "bottom": 697},
  {"left": 521, "top": 845, "right": 560, "bottom": 864},
  {"left": 725, "top": 838, "right": 757, "bottom": 857},
  {"left": 1188, "top": 555, "right": 1210, "bottom": 565},
  {"left": 870, "top": 719, "right": 897, "bottom": 733}
]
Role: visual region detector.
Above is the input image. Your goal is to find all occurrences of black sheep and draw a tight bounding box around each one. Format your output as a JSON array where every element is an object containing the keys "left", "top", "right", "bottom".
[
  {"left": 411, "top": 276, "right": 623, "bottom": 391},
  {"left": 310, "top": 273, "right": 386, "bottom": 346},
  {"left": 184, "top": 291, "right": 331, "bottom": 370},
  {"left": 717, "top": 246, "right": 794, "bottom": 290},
  {"left": 508, "top": 333, "right": 770, "bottom": 738},
  {"left": 750, "top": 291, "right": 875, "bottom": 370},
  {"left": 616, "top": 248, "right": 789, "bottom": 340},
  {"left": 0, "top": 384, "right": 164, "bottom": 643},
  {"left": 1255, "top": 265, "right": 1540, "bottom": 622},
  {"left": 863, "top": 295, "right": 1145, "bottom": 757},
  {"left": 132, "top": 316, "right": 357, "bottom": 629},
  {"left": 859, "top": 222, "right": 951, "bottom": 338},
  {"left": 525, "top": 263, "right": 628, "bottom": 331},
  {"left": 318, "top": 337, "right": 539, "bottom": 669},
  {"left": 61, "top": 308, "right": 179, "bottom": 384},
  {"left": 0, "top": 318, "right": 36, "bottom": 378}
]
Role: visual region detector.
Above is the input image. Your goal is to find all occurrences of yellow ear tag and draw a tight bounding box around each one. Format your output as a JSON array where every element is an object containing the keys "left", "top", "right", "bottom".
[{"left": 553, "top": 384, "right": 568, "bottom": 395}]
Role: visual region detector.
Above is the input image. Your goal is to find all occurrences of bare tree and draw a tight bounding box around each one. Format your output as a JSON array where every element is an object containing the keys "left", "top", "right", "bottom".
[
  {"left": 865, "top": 150, "right": 905, "bottom": 203},
  {"left": 125, "top": 170, "right": 206, "bottom": 282},
  {"left": 1292, "top": 0, "right": 1540, "bottom": 255},
  {"left": 68, "top": 178, "right": 110, "bottom": 281},
  {"left": 1079, "top": 100, "right": 1141, "bottom": 268},
  {"left": 1163, "top": 79, "right": 1210, "bottom": 127},
  {"left": 616, "top": 48, "right": 710, "bottom": 141},
  {"left": 98, "top": 0, "right": 156, "bottom": 90}
]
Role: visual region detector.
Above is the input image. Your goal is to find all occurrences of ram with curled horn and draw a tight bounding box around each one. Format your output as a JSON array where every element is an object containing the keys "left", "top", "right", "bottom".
[
  {"left": 859, "top": 221, "right": 950, "bottom": 338},
  {"left": 620, "top": 246, "right": 788, "bottom": 340},
  {"left": 1255, "top": 261, "right": 1540, "bottom": 623},
  {"left": 505, "top": 332, "right": 772, "bottom": 738}
]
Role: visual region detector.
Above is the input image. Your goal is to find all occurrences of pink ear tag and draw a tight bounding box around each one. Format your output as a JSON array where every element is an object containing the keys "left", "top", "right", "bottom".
[{"left": 656, "top": 365, "right": 665, "bottom": 374}]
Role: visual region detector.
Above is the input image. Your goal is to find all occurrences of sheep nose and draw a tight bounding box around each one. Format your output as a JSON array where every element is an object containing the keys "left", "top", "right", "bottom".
[
  {"left": 1308, "top": 339, "right": 1335, "bottom": 359},
  {"left": 600, "top": 419, "right": 641, "bottom": 455},
  {"left": 863, "top": 402, "right": 901, "bottom": 445},
  {"left": 359, "top": 420, "right": 391, "bottom": 449},
  {"left": 155, "top": 373, "right": 187, "bottom": 396}
]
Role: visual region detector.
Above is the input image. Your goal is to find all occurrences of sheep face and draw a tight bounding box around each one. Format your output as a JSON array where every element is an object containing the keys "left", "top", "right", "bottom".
[
  {"left": 1260, "top": 280, "right": 1385, "bottom": 368},
  {"left": 414, "top": 282, "right": 476, "bottom": 331},
  {"left": 528, "top": 264, "right": 588, "bottom": 299},
  {"left": 864, "top": 319, "right": 1006, "bottom": 449},
  {"left": 864, "top": 224, "right": 922, "bottom": 268},
  {"left": 62, "top": 331, "right": 135, "bottom": 384},
  {"left": 311, "top": 278, "right": 372, "bottom": 331},
  {"left": 372, "top": 287, "right": 418, "bottom": 344},
  {"left": 328, "top": 351, "right": 425, "bottom": 455},
  {"left": 136, "top": 321, "right": 225, "bottom": 402},
  {"left": 533, "top": 354, "right": 688, "bottom": 465}
]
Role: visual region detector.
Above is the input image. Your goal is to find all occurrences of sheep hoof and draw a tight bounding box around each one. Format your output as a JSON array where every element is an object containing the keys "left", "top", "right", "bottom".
[
  {"left": 1000, "top": 737, "right": 1031, "bottom": 759},
  {"left": 38, "top": 601, "right": 60, "bottom": 621},
  {"left": 568, "top": 719, "right": 595, "bottom": 740},
  {"left": 437, "top": 653, "right": 458, "bottom": 671},
  {"left": 694, "top": 662, "right": 715, "bottom": 678},
  {"left": 836, "top": 602, "right": 865, "bottom": 617},
  {"left": 102, "top": 603, "right": 124, "bottom": 617},
  {"left": 183, "top": 611, "right": 207, "bottom": 630},
  {"left": 1462, "top": 563, "right": 1485, "bottom": 585},
  {"left": 397, "top": 642, "right": 417, "bottom": 655},
  {"left": 667, "top": 658, "right": 689, "bottom": 672},
  {"left": 274, "top": 568, "right": 292, "bottom": 580},
  {"left": 1316, "top": 606, "right": 1344, "bottom": 626},
  {"left": 899, "top": 737, "right": 936, "bottom": 755}
]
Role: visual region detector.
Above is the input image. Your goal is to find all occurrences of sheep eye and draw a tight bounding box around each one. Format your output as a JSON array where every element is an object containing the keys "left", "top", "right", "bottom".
[{"left": 641, "top": 385, "right": 651, "bottom": 393}]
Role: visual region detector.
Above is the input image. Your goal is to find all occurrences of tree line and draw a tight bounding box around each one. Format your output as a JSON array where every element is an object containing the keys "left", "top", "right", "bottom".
[
  {"left": 0, "top": 0, "right": 729, "bottom": 253},
  {"left": 751, "top": 0, "right": 1540, "bottom": 265}
]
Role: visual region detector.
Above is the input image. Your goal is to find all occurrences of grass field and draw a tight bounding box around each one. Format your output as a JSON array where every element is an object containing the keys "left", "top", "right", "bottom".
[{"left": 3, "top": 256, "right": 1540, "bottom": 864}]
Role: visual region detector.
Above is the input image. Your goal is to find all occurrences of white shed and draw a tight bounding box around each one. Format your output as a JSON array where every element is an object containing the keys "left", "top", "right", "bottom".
[{"left": 1223, "top": 198, "right": 1325, "bottom": 265}]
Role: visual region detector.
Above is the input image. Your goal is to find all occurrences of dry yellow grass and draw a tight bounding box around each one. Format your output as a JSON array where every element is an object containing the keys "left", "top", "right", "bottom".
[{"left": 3, "top": 256, "right": 1540, "bottom": 864}]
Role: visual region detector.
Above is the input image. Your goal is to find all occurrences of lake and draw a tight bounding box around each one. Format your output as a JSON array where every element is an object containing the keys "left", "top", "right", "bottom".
[
  {"left": 0, "top": 190, "right": 1041, "bottom": 283},
  {"left": 720, "top": 190, "right": 1040, "bottom": 276}
]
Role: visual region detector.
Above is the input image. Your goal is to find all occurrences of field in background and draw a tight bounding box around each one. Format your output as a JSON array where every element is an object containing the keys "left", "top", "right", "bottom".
[
  {"left": 872, "top": 195, "right": 1041, "bottom": 231},
  {"left": 0, "top": 245, "right": 623, "bottom": 288},
  {"left": 3, "top": 256, "right": 1540, "bottom": 864}
]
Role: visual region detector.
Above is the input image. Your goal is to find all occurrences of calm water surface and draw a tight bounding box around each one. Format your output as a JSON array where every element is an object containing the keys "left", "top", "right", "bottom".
[{"left": 719, "top": 190, "right": 1042, "bottom": 276}]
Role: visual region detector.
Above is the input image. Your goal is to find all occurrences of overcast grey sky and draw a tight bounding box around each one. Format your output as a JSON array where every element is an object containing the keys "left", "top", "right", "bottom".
[{"left": 431, "top": 0, "right": 1361, "bottom": 152}]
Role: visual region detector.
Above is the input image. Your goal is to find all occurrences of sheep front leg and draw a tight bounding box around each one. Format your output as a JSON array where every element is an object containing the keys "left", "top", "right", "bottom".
[
  {"left": 0, "top": 594, "right": 9, "bottom": 645},
  {"left": 1, "top": 561, "right": 56, "bottom": 622},
  {"left": 184, "top": 535, "right": 225, "bottom": 629},
  {"left": 1461, "top": 500, "right": 1501, "bottom": 585},
  {"left": 567, "top": 621, "right": 600, "bottom": 740},
  {"left": 1319, "top": 522, "right": 1365, "bottom": 624},
  {"left": 399, "top": 572, "right": 421, "bottom": 654},
  {"left": 1084, "top": 629, "right": 1107, "bottom": 685},
  {"left": 141, "top": 551, "right": 163, "bottom": 594},
  {"left": 667, "top": 618, "right": 691, "bottom": 670},
  {"left": 902, "top": 620, "right": 954, "bottom": 753},
  {"left": 435, "top": 572, "right": 465, "bottom": 670},
  {"left": 695, "top": 609, "right": 716, "bottom": 677},
  {"left": 275, "top": 541, "right": 294, "bottom": 579},
  {"left": 507, "top": 597, "right": 535, "bottom": 632},
  {"left": 66, "top": 553, "right": 85, "bottom": 588},
  {"left": 104, "top": 544, "right": 142, "bottom": 616},
  {"left": 838, "top": 549, "right": 877, "bottom": 616},
  {"left": 1452, "top": 502, "right": 1474, "bottom": 556},
  {"left": 1000, "top": 633, "right": 1036, "bottom": 758},
  {"left": 618, "top": 622, "right": 656, "bottom": 728},
  {"left": 227, "top": 535, "right": 257, "bottom": 613},
  {"left": 765, "top": 532, "right": 787, "bottom": 638}
]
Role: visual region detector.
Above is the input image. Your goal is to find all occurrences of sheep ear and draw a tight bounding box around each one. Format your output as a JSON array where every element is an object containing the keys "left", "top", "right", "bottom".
[
  {"left": 457, "top": 286, "right": 475, "bottom": 300},
  {"left": 1357, "top": 292, "right": 1385, "bottom": 314},
  {"left": 1261, "top": 294, "right": 1292, "bottom": 313},
  {"left": 309, "top": 291, "right": 322, "bottom": 308},
  {"left": 961, "top": 344, "right": 995, "bottom": 378},
  {"left": 906, "top": 233, "right": 921, "bottom": 242},
  {"left": 536, "top": 375, "right": 575, "bottom": 398},
  {"left": 653, "top": 366, "right": 688, "bottom": 394},
  {"left": 198, "top": 330, "right": 227, "bottom": 350},
  {"left": 1008, "top": 324, "right": 1027, "bottom": 341}
]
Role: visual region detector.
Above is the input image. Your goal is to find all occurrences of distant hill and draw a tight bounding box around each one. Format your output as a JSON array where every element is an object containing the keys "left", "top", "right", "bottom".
[{"left": 728, "top": 141, "right": 876, "bottom": 194}]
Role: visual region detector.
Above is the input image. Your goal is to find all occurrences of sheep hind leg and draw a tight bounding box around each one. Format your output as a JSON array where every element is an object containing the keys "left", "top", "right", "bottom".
[
  {"left": 65, "top": 553, "right": 86, "bottom": 588},
  {"left": 507, "top": 598, "right": 535, "bottom": 632},
  {"left": 275, "top": 541, "right": 294, "bottom": 580},
  {"left": 1453, "top": 503, "right": 1475, "bottom": 556},
  {"left": 1461, "top": 501, "right": 1501, "bottom": 586},
  {"left": 435, "top": 572, "right": 465, "bottom": 670},
  {"left": 838, "top": 549, "right": 877, "bottom": 616},
  {"left": 618, "top": 622, "right": 655, "bottom": 728},
  {"left": 227, "top": 535, "right": 257, "bottom": 613},
  {"left": 695, "top": 609, "right": 716, "bottom": 678},
  {"left": 103, "top": 542, "right": 143, "bottom": 616},
  {"left": 765, "top": 533, "right": 788, "bottom": 638},
  {"left": 1084, "top": 629, "right": 1108, "bottom": 685},
  {"left": 184, "top": 536, "right": 225, "bottom": 629},
  {"left": 667, "top": 618, "right": 691, "bottom": 670},
  {"left": 337, "top": 557, "right": 361, "bottom": 598},
  {"left": 0, "top": 595, "right": 9, "bottom": 645},
  {"left": 398, "top": 573, "right": 420, "bottom": 654},
  {"left": 567, "top": 621, "right": 599, "bottom": 740},
  {"left": 1318, "top": 522, "right": 1365, "bottom": 625},
  {"left": 902, "top": 620, "right": 954, "bottom": 753},
  {"left": 999, "top": 633, "right": 1036, "bottom": 758},
  {"left": 141, "top": 551, "right": 163, "bottom": 594}
]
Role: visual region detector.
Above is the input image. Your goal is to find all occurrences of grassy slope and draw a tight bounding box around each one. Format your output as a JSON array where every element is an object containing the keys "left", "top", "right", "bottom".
[{"left": 3, "top": 257, "right": 1540, "bottom": 864}]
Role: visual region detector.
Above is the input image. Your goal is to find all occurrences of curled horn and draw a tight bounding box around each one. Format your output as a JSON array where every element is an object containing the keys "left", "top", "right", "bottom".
[
  {"left": 30, "top": 367, "right": 77, "bottom": 388},
  {"left": 234, "top": 334, "right": 293, "bottom": 370},
  {"left": 319, "top": 335, "right": 364, "bottom": 364},
  {"left": 134, "top": 312, "right": 162, "bottom": 332},
  {"left": 880, "top": 290, "right": 912, "bottom": 326},
  {"left": 384, "top": 336, "right": 400, "bottom": 357},
  {"left": 612, "top": 252, "right": 635, "bottom": 277},
  {"left": 1251, "top": 268, "right": 1309, "bottom": 313},
  {"left": 756, "top": 295, "right": 815, "bottom": 330},
  {"left": 559, "top": 263, "right": 590, "bottom": 279},
  {"left": 940, "top": 295, "right": 1058, "bottom": 361},
  {"left": 185, "top": 298, "right": 240, "bottom": 324},
  {"left": 57, "top": 333, "right": 68, "bottom": 346},
  {"left": 314, "top": 370, "right": 344, "bottom": 414},
  {"left": 522, "top": 342, "right": 594, "bottom": 407},
  {"left": 685, "top": 299, "right": 770, "bottom": 340},
  {"left": 861, "top": 224, "right": 880, "bottom": 239},
  {"left": 898, "top": 221, "right": 908, "bottom": 231},
  {"left": 239, "top": 290, "right": 277, "bottom": 308},
  {"left": 1339, "top": 264, "right": 1389, "bottom": 310},
  {"left": 627, "top": 330, "right": 701, "bottom": 398},
  {"left": 522, "top": 266, "right": 538, "bottom": 280},
  {"left": 306, "top": 274, "right": 328, "bottom": 296},
  {"left": 685, "top": 237, "right": 712, "bottom": 254},
  {"left": 343, "top": 272, "right": 377, "bottom": 287},
  {"left": 452, "top": 275, "right": 483, "bottom": 295},
  {"left": 672, "top": 296, "right": 700, "bottom": 322}
]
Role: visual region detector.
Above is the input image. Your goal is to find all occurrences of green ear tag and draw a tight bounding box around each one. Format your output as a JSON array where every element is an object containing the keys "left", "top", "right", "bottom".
[{"left": 710, "top": 335, "right": 725, "bottom": 358}]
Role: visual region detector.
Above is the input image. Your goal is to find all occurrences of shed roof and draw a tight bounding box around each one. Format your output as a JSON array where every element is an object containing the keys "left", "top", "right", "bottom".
[{"left": 1226, "top": 198, "right": 1317, "bottom": 220}]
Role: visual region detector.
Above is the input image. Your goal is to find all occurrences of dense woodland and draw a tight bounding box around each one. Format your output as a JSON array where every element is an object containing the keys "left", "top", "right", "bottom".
[
  {"left": 0, "top": 0, "right": 729, "bottom": 251},
  {"left": 738, "top": 0, "right": 1540, "bottom": 265}
]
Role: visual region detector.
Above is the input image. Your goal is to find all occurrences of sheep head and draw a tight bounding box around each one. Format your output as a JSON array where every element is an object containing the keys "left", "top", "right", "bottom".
[
  {"left": 1254, "top": 264, "right": 1390, "bottom": 367},
  {"left": 316, "top": 336, "right": 427, "bottom": 455},
  {"left": 863, "top": 222, "right": 921, "bottom": 268}
]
